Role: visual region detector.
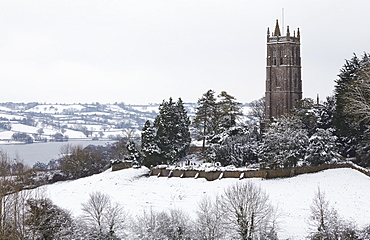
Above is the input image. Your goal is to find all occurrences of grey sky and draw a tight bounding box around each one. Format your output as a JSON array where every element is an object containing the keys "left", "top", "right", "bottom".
[{"left": 0, "top": 0, "right": 369, "bottom": 104}]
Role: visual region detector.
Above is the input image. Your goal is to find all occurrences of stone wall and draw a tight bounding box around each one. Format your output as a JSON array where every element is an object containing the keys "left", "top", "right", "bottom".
[
  {"left": 150, "top": 162, "right": 370, "bottom": 181},
  {"left": 111, "top": 161, "right": 133, "bottom": 171}
]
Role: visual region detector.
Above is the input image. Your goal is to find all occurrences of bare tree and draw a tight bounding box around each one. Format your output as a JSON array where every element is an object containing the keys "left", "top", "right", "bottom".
[
  {"left": 132, "top": 208, "right": 162, "bottom": 240},
  {"left": 220, "top": 182, "right": 277, "bottom": 240},
  {"left": 59, "top": 144, "right": 106, "bottom": 179},
  {"left": 309, "top": 187, "right": 337, "bottom": 239},
  {"left": 82, "top": 191, "right": 126, "bottom": 238},
  {"left": 0, "top": 151, "right": 30, "bottom": 239},
  {"left": 122, "top": 128, "right": 137, "bottom": 142},
  {"left": 82, "top": 192, "right": 110, "bottom": 234},
  {"left": 100, "top": 124, "right": 110, "bottom": 132},
  {"left": 249, "top": 97, "right": 265, "bottom": 122},
  {"left": 104, "top": 201, "right": 127, "bottom": 237},
  {"left": 306, "top": 187, "right": 360, "bottom": 240},
  {"left": 1, "top": 182, "right": 71, "bottom": 240},
  {"left": 132, "top": 208, "right": 192, "bottom": 240},
  {"left": 195, "top": 195, "right": 225, "bottom": 240}
]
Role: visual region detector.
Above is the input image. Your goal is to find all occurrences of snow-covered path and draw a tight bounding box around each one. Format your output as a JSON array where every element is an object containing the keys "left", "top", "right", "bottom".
[{"left": 41, "top": 167, "right": 370, "bottom": 239}]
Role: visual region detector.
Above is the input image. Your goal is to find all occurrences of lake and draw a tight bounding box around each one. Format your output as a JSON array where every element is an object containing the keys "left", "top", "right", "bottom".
[{"left": 0, "top": 140, "right": 115, "bottom": 166}]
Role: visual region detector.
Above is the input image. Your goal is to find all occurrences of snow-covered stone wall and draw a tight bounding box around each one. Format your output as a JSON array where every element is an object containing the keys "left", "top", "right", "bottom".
[{"left": 150, "top": 162, "right": 370, "bottom": 181}]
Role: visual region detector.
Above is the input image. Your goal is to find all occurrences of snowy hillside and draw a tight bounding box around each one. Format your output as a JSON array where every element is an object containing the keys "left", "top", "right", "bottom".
[
  {"left": 0, "top": 103, "right": 160, "bottom": 143},
  {"left": 0, "top": 102, "right": 252, "bottom": 144},
  {"left": 40, "top": 167, "right": 370, "bottom": 240}
]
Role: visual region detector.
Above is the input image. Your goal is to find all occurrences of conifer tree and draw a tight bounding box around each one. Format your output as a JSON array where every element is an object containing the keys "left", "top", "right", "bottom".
[
  {"left": 305, "top": 128, "right": 338, "bottom": 166},
  {"left": 126, "top": 141, "right": 143, "bottom": 164},
  {"left": 259, "top": 115, "right": 308, "bottom": 168},
  {"left": 153, "top": 98, "right": 191, "bottom": 163},
  {"left": 334, "top": 53, "right": 369, "bottom": 138},
  {"left": 333, "top": 52, "right": 370, "bottom": 157},
  {"left": 141, "top": 120, "right": 161, "bottom": 167},
  {"left": 173, "top": 98, "right": 191, "bottom": 158},
  {"left": 291, "top": 98, "right": 318, "bottom": 137},
  {"left": 193, "top": 89, "right": 218, "bottom": 151},
  {"left": 316, "top": 95, "right": 336, "bottom": 130},
  {"left": 217, "top": 91, "right": 243, "bottom": 131}
]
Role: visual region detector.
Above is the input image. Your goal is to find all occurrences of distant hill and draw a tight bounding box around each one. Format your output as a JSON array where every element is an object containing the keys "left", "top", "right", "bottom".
[{"left": 0, "top": 102, "right": 252, "bottom": 144}]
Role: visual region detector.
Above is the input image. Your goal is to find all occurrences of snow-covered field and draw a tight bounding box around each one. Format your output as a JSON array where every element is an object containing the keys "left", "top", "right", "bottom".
[
  {"left": 0, "top": 123, "right": 88, "bottom": 143},
  {"left": 40, "top": 167, "right": 370, "bottom": 239}
]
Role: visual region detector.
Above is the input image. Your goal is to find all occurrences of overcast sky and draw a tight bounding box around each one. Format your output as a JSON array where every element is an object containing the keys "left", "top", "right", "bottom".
[{"left": 0, "top": 0, "right": 369, "bottom": 104}]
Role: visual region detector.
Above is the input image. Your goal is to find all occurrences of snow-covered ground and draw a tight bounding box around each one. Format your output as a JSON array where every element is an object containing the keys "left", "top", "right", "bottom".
[
  {"left": 0, "top": 123, "right": 89, "bottom": 143},
  {"left": 26, "top": 104, "right": 86, "bottom": 114},
  {"left": 39, "top": 167, "right": 370, "bottom": 239}
]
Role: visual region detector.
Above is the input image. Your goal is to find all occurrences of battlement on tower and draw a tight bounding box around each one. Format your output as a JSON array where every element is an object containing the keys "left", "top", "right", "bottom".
[
  {"left": 267, "top": 35, "right": 300, "bottom": 44},
  {"left": 267, "top": 19, "right": 300, "bottom": 44}
]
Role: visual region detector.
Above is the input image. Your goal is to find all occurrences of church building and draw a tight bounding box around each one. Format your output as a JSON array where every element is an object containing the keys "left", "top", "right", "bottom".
[{"left": 265, "top": 20, "right": 302, "bottom": 120}]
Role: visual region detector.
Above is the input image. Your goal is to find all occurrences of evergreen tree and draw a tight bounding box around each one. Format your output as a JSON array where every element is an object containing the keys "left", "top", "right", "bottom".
[
  {"left": 153, "top": 98, "right": 191, "bottom": 163},
  {"left": 193, "top": 89, "right": 218, "bottom": 152},
  {"left": 333, "top": 53, "right": 369, "bottom": 138},
  {"left": 126, "top": 141, "right": 143, "bottom": 164},
  {"left": 333, "top": 52, "right": 370, "bottom": 157},
  {"left": 305, "top": 128, "right": 338, "bottom": 166},
  {"left": 173, "top": 98, "right": 192, "bottom": 159},
  {"left": 356, "top": 127, "right": 370, "bottom": 167},
  {"left": 217, "top": 91, "right": 243, "bottom": 131},
  {"left": 141, "top": 120, "right": 161, "bottom": 167},
  {"left": 291, "top": 98, "right": 318, "bottom": 137},
  {"left": 316, "top": 95, "right": 336, "bottom": 130},
  {"left": 259, "top": 115, "right": 309, "bottom": 168},
  {"left": 208, "top": 126, "right": 260, "bottom": 167}
]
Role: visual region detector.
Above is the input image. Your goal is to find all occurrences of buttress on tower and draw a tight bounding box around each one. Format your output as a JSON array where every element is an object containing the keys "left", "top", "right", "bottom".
[{"left": 265, "top": 19, "right": 302, "bottom": 120}]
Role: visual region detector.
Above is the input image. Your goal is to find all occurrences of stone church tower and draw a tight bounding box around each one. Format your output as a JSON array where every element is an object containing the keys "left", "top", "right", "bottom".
[{"left": 265, "top": 20, "right": 302, "bottom": 120}]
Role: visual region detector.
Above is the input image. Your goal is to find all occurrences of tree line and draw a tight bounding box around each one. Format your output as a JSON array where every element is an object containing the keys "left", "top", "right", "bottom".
[
  {"left": 19, "top": 52, "right": 370, "bottom": 184},
  {"left": 137, "top": 52, "right": 370, "bottom": 169}
]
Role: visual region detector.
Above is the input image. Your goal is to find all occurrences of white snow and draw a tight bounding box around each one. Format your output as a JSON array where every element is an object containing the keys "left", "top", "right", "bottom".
[
  {"left": 39, "top": 167, "right": 370, "bottom": 239},
  {"left": 0, "top": 123, "right": 88, "bottom": 141},
  {"left": 130, "top": 105, "right": 159, "bottom": 113},
  {"left": 62, "top": 128, "right": 89, "bottom": 139},
  {"left": 0, "top": 131, "right": 16, "bottom": 140},
  {"left": 0, "top": 106, "right": 12, "bottom": 112},
  {"left": 0, "top": 113, "right": 23, "bottom": 120},
  {"left": 26, "top": 104, "right": 86, "bottom": 114},
  {"left": 10, "top": 123, "right": 39, "bottom": 133}
]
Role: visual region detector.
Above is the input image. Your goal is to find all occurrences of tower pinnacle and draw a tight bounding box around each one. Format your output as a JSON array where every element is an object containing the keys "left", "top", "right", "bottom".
[
  {"left": 297, "top": 28, "right": 300, "bottom": 39},
  {"left": 274, "top": 19, "right": 281, "bottom": 36},
  {"left": 286, "top": 26, "right": 290, "bottom": 40}
]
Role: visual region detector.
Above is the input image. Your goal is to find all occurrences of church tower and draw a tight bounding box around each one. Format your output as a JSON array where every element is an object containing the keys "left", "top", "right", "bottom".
[{"left": 265, "top": 20, "right": 302, "bottom": 120}]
